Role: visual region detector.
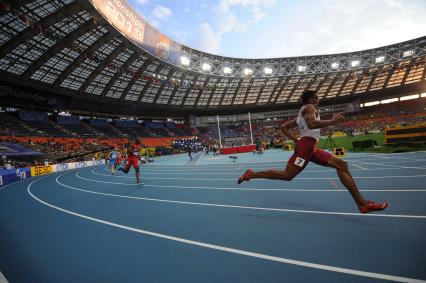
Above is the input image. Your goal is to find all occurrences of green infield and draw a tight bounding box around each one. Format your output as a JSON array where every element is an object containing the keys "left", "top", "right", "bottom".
[{"left": 317, "top": 133, "right": 426, "bottom": 153}]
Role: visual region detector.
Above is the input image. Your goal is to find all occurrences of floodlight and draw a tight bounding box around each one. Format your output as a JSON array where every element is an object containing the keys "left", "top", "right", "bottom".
[
  {"left": 364, "top": 101, "right": 379, "bottom": 106},
  {"left": 298, "top": 65, "right": 306, "bottom": 73},
  {"left": 331, "top": 62, "right": 339, "bottom": 69},
  {"left": 180, "top": 56, "right": 190, "bottom": 66},
  {"left": 243, "top": 68, "right": 253, "bottom": 76},
  {"left": 403, "top": 50, "right": 414, "bottom": 57},
  {"left": 202, "top": 63, "right": 211, "bottom": 71},
  {"left": 351, "top": 60, "right": 360, "bottom": 68},
  {"left": 223, "top": 66, "right": 232, "bottom": 74},
  {"left": 375, "top": 56, "right": 385, "bottom": 63},
  {"left": 400, "top": 94, "right": 419, "bottom": 101},
  {"left": 381, "top": 98, "right": 398, "bottom": 104},
  {"left": 264, "top": 67, "right": 273, "bottom": 75}
]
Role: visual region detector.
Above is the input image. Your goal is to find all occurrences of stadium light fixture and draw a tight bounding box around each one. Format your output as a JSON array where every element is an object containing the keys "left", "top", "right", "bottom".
[
  {"left": 223, "top": 66, "right": 233, "bottom": 74},
  {"left": 381, "top": 98, "right": 398, "bottom": 104},
  {"left": 400, "top": 94, "right": 419, "bottom": 101},
  {"left": 180, "top": 56, "right": 190, "bottom": 66},
  {"left": 351, "top": 60, "right": 360, "bottom": 68},
  {"left": 331, "top": 62, "right": 339, "bottom": 69},
  {"left": 298, "top": 65, "right": 306, "bottom": 73},
  {"left": 243, "top": 68, "right": 253, "bottom": 76},
  {"left": 403, "top": 50, "right": 414, "bottom": 57},
  {"left": 364, "top": 101, "right": 379, "bottom": 107},
  {"left": 202, "top": 63, "right": 211, "bottom": 72},
  {"left": 375, "top": 56, "right": 385, "bottom": 63},
  {"left": 264, "top": 67, "right": 273, "bottom": 75}
]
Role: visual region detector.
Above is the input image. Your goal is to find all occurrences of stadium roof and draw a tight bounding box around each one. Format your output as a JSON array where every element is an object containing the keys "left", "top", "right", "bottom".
[{"left": 0, "top": 0, "right": 425, "bottom": 118}]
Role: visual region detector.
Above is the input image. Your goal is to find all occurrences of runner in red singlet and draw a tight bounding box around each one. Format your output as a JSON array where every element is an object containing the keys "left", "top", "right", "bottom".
[{"left": 119, "top": 139, "right": 142, "bottom": 184}]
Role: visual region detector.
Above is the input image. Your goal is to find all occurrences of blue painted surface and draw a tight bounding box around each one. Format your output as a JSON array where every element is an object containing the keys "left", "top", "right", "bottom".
[{"left": 1, "top": 151, "right": 425, "bottom": 282}]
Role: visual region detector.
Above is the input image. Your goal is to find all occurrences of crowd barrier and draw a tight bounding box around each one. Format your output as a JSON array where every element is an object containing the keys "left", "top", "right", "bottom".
[
  {"left": 221, "top": 145, "right": 257, "bottom": 155},
  {"left": 141, "top": 136, "right": 194, "bottom": 147},
  {"left": 0, "top": 159, "right": 105, "bottom": 187},
  {"left": 0, "top": 168, "right": 30, "bottom": 187},
  {"left": 384, "top": 124, "right": 426, "bottom": 144}
]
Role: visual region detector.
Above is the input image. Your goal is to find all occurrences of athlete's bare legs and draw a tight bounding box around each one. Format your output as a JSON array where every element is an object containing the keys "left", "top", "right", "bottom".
[
  {"left": 247, "top": 165, "right": 300, "bottom": 181},
  {"left": 135, "top": 167, "right": 140, "bottom": 184},
  {"left": 238, "top": 155, "right": 388, "bottom": 213},
  {"left": 326, "top": 156, "right": 367, "bottom": 207}
]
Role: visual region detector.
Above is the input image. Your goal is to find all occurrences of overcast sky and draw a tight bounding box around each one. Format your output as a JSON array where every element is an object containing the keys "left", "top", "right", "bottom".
[{"left": 128, "top": 0, "right": 426, "bottom": 58}]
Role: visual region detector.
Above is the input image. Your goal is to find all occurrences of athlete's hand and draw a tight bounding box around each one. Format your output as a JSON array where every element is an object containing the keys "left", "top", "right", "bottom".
[{"left": 332, "top": 112, "right": 345, "bottom": 124}]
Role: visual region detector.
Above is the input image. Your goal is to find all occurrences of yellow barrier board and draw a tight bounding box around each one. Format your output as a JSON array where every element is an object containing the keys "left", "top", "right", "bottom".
[
  {"left": 333, "top": 147, "right": 345, "bottom": 158},
  {"left": 140, "top": 147, "right": 156, "bottom": 155},
  {"left": 384, "top": 124, "right": 426, "bottom": 144},
  {"left": 332, "top": 131, "right": 347, "bottom": 138},
  {"left": 283, "top": 143, "right": 293, "bottom": 151},
  {"left": 31, "top": 165, "right": 53, "bottom": 177}
]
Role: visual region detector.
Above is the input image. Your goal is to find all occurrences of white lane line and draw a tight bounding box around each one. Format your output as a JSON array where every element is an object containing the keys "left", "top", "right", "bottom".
[
  {"left": 27, "top": 176, "right": 426, "bottom": 283},
  {"left": 146, "top": 159, "right": 289, "bottom": 166},
  {"left": 108, "top": 164, "right": 426, "bottom": 174},
  {"left": 351, "top": 163, "right": 367, "bottom": 170},
  {"left": 81, "top": 173, "right": 426, "bottom": 192},
  {"left": 145, "top": 152, "right": 426, "bottom": 166},
  {"left": 140, "top": 167, "right": 426, "bottom": 173},
  {"left": 96, "top": 168, "right": 426, "bottom": 180},
  {"left": 75, "top": 171, "right": 143, "bottom": 186},
  {"left": 100, "top": 167, "right": 426, "bottom": 180},
  {"left": 64, "top": 173, "right": 426, "bottom": 219},
  {"left": 375, "top": 158, "right": 426, "bottom": 163},
  {"left": 352, "top": 160, "right": 426, "bottom": 170},
  {"left": 110, "top": 167, "right": 340, "bottom": 173},
  {"left": 124, "top": 168, "right": 426, "bottom": 174},
  {"left": 92, "top": 170, "right": 234, "bottom": 181},
  {"left": 82, "top": 173, "right": 426, "bottom": 192}
]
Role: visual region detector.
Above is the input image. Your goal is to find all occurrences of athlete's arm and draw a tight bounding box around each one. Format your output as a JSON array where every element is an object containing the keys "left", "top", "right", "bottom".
[
  {"left": 303, "top": 105, "right": 345, "bottom": 129},
  {"left": 280, "top": 119, "right": 298, "bottom": 142}
]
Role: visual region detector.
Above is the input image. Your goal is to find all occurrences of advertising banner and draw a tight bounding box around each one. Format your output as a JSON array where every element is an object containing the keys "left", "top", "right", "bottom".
[
  {"left": 0, "top": 168, "right": 31, "bottom": 187},
  {"left": 67, "top": 159, "right": 106, "bottom": 170},
  {"left": 91, "top": 0, "right": 146, "bottom": 46},
  {"left": 54, "top": 163, "right": 70, "bottom": 172},
  {"left": 1, "top": 160, "right": 106, "bottom": 187},
  {"left": 30, "top": 165, "right": 53, "bottom": 177},
  {"left": 90, "top": 0, "right": 182, "bottom": 64}
]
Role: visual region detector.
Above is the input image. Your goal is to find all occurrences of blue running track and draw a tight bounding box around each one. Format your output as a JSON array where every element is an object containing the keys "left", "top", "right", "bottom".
[{"left": 1, "top": 150, "right": 426, "bottom": 283}]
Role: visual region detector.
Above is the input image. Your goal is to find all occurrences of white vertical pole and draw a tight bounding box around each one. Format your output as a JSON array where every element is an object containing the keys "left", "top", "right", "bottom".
[
  {"left": 217, "top": 114, "right": 223, "bottom": 148},
  {"left": 248, "top": 112, "right": 254, "bottom": 145}
]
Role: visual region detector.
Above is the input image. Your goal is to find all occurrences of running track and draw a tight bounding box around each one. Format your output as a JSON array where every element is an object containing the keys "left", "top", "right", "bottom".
[{"left": 1, "top": 150, "right": 425, "bottom": 283}]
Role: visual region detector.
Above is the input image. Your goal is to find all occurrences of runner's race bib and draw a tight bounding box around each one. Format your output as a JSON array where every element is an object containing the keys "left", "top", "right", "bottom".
[{"left": 294, "top": 157, "right": 306, "bottom": 167}]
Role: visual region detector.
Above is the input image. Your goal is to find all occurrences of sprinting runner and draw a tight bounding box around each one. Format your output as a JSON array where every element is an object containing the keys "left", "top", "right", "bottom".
[
  {"left": 188, "top": 146, "right": 192, "bottom": 160},
  {"left": 237, "top": 90, "right": 389, "bottom": 214},
  {"left": 115, "top": 153, "right": 124, "bottom": 171},
  {"left": 119, "top": 139, "right": 142, "bottom": 184},
  {"left": 108, "top": 148, "right": 120, "bottom": 175}
]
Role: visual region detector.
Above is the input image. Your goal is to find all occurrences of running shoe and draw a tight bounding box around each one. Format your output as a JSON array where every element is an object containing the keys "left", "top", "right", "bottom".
[
  {"left": 359, "top": 200, "right": 389, "bottom": 214},
  {"left": 237, "top": 169, "right": 253, "bottom": 184}
]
